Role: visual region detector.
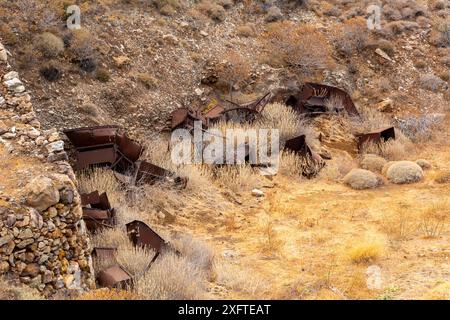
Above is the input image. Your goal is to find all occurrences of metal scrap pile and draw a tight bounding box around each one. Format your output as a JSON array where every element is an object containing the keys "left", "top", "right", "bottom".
[
  {"left": 169, "top": 82, "right": 397, "bottom": 178},
  {"left": 64, "top": 125, "right": 187, "bottom": 188},
  {"left": 89, "top": 218, "right": 174, "bottom": 289}
]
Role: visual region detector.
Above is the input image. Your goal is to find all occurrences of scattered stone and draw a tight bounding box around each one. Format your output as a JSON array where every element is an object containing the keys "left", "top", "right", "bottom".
[
  {"left": 21, "top": 263, "right": 40, "bottom": 277},
  {"left": 200, "top": 30, "right": 209, "bottom": 37},
  {"left": 113, "top": 55, "right": 130, "bottom": 68},
  {"left": 0, "top": 235, "right": 14, "bottom": 247},
  {"left": 376, "top": 98, "right": 393, "bottom": 112},
  {"left": 251, "top": 189, "right": 265, "bottom": 197},
  {"left": 45, "top": 141, "right": 64, "bottom": 153},
  {"left": 375, "top": 48, "right": 394, "bottom": 62},
  {"left": 0, "top": 43, "right": 7, "bottom": 63},
  {"left": 0, "top": 261, "right": 9, "bottom": 274},
  {"left": 27, "top": 128, "right": 41, "bottom": 139},
  {"left": 343, "top": 169, "right": 382, "bottom": 190},
  {"left": 386, "top": 161, "right": 423, "bottom": 184}
]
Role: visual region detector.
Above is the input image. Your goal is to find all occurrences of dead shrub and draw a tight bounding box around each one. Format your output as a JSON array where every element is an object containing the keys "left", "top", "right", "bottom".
[
  {"left": 236, "top": 23, "right": 257, "bottom": 37},
  {"left": 419, "top": 73, "right": 446, "bottom": 91},
  {"left": 380, "top": 209, "right": 417, "bottom": 240},
  {"left": 345, "top": 240, "right": 384, "bottom": 264},
  {"left": 419, "top": 201, "right": 449, "bottom": 238},
  {"left": 360, "top": 154, "right": 387, "bottom": 173},
  {"left": 260, "top": 21, "right": 333, "bottom": 76},
  {"left": 333, "top": 17, "right": 369, "bottom": 56},
  {"left": 343, "top": 169, "right": 382, "bottom": 190},
  {"left": 135, "top": 251, "right": 209, "bottom": 299},
  {"left": 69, "top": 28, "right": 97, "bottom": 60},
  {"left": 34, "top": 32, "right": 64, "bottom": 58},
  {"left": 386, "top": 161, "right": 424, "bottom": 184},
  {"left": 215, "top": 50, "right": 251, "bottom": 99},
  {"left": 136, "top": 72, "right": 158, "bottom": 89},
  {"left": 197, "top": 0, "right": 226, "bottom": 22},
  {"left": 95, "top": 67, "right": 110, "bottom": 82}
]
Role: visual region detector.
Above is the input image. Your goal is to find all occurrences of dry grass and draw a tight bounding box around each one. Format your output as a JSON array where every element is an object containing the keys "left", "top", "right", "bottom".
[
  {"left": 260, "top": 21, "right": 333, "bottom": 76},
  {"left": 422, "top": 282, "right": 450, "bottom": 300},
  {"left": 214, "top": 261, "right": 270, "bottom": 298},
  {"left": 34, "top": 32, "right": 64, "bottom": 58},
  {"left": 379, "top": 208, "right": 417, "bottom": 241},
  {"left": 419, "top": 201, "right": 449, "bottom": 238},
  {"left": 333, "top": 17, "right": 369, "bottom": 56},
  {"left": 76, "top": 288, "right": 141, "bottom": 300},
  {"left": 360, "top": 131, "right": 416, "bottom": 161},
  {"left": 258, "top": 103, "right": 317, "bottom": 145},
  {"left": 345, "top": 240, "right": 384, "bottom": 264},
  {"left": 135, "top": 251, "right": 209, "bottom": 299}
]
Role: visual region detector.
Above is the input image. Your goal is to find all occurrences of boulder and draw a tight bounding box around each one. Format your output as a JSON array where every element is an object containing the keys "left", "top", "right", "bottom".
[{"left": 24, "top": 176, "right": 60, "bottom": 212}]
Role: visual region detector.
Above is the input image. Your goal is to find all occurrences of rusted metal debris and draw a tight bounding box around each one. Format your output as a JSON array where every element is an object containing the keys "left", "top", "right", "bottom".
[
  {"left": 63, "top": 125, "right": 144, "bottom": 172},
  {"left": 355, "top": 127, "right": 396, "bottom": 151},
  {"left": 263, "top": 83, "right": 360, "bottom": 117},
  {"left": 170, "top": 94, "right": 272, "bottom": 131},
  {"left": 80, "top": 190, "right": 100, "bottom": 207},
  {"left": 82, "top": 207, "right": 116, "bottom": 231},
  {"left": 65, "top": 126, "right": 187, "bottom": 189},
  {"left": 92, "top": 247, "right": 118, "bottom": 261},
  {"left": 126, "top": 220, "right": 169, "bottom": 254},
  {"left": 97, "top": 265, "right": 133, "bottom": 289},
  {"left": 284, "top": 135, "right": 325, "bottom": 178}
]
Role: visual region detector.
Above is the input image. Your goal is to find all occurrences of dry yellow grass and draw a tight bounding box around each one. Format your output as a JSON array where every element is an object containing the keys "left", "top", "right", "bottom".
[
  {"left": 345, "top": 240, "right": 384, "bottom": 264},
  {"left": 422, "top": 282, "right": 450, "bottom": 300},
  {"left": 419, "top": 201, "right": 449, "bottom": 238}
]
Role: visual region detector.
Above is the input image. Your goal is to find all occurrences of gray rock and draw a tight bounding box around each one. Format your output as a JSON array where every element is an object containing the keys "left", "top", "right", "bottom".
[
  {"left": 0, "top": 234, "right": 14, "bottom": 247},
  {"left": 45, "top": 140, "right": 64, "bottom": 153},
  {"left": 24, "top": 176, "right": 60, "bottom": 212}
]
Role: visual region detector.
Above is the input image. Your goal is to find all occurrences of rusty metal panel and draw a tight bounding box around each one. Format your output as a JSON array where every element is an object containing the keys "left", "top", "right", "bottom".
[
  {"left": 126, "top": 220, "right": 167, "bottom": 253},
  {"left": 132, "top": 161, "right": 188, "bottom": 188},
  {"left": 301, "top": 83, "right": 359, "bottom": 116},
  {"left": 76, "top": 147, "right": 117, "bottom": 170},
  {"left": 97, "top": 265, "right": 133, "bottom": 289},
  {"left": 116, "top": 133, "right": 144, "bottom": 164},
  {"left": 355, "top": 127, "right": 396, "bottom": 150},
  {"left": 284, "top": 135, "right": 312, "bottom": 156},
  {"left": 204, "top": 105, "right": 225, "bottom": 122},
  {"left": 92, "top": 247, "right": 118, "bottom": 261},
  {"left": 80, "top": 191, "right": 100, "bottom": 206},
  {"left": 171, "top": 108, "right": 190, "bottom": 130},
  {"left": 63, "top": 125, "right": 120, "bottom": 149},
  {"left": 91, "top": 192, "right": 112, "bottom": 211},
  {"left": 82, "top": 208, "right": 115, "bottom": 231}
]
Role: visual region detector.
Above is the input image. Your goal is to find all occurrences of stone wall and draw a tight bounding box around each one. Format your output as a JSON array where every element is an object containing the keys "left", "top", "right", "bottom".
[{"left": 0, "top": 41, "right": 94, "bottom": 296}]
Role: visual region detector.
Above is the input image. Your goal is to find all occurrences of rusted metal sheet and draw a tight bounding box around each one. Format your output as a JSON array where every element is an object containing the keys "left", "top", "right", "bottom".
[
  {"left": 171, "top": 108, "right": 207, "bottom": 131},
  {"left": 64, "top": 126, "right": 144, "bottom": 173},
  {"left": 234, "top": 92, "right": 273, "bottom": 113},
  {"left": 132, "top": 161, "right": 188, "bottom": 188},
  {"left": 126, "top": 220, "right": 168, "bottom": 254},
  {"left": 300, "top": 83, "right": 359, "bottom": 116},
  {"left": 284, "top": 135, "right": 312, "bottom": 157},
  {"left": 284, "top": 135, "right": 325, "bottom": 179},
  {"left": 115, "top": 133, "right": 144, "bottom": 164},
  {"left": 355, "top": 127, "right": 396, "bottom": 150},
  {"left": 97, "top": 265, "right": 133, "bottom": 289},
  {"left": 92, "top": 247, "right": 118, "bottom": 261},
  {"left": 80, "top": 191, "right": 100, "bottom": 206},
  {"left": 64, "top": 125, "right": 120, "bottom": 149},
  {"left": 82, "top": 208, "right": 115, "bottom": 231},
  {"left": 75, "top": 147, "right": 117, "bottom": 171},
  {"left": 92, "top": 192, "right": 112, "bottom": 211}
]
